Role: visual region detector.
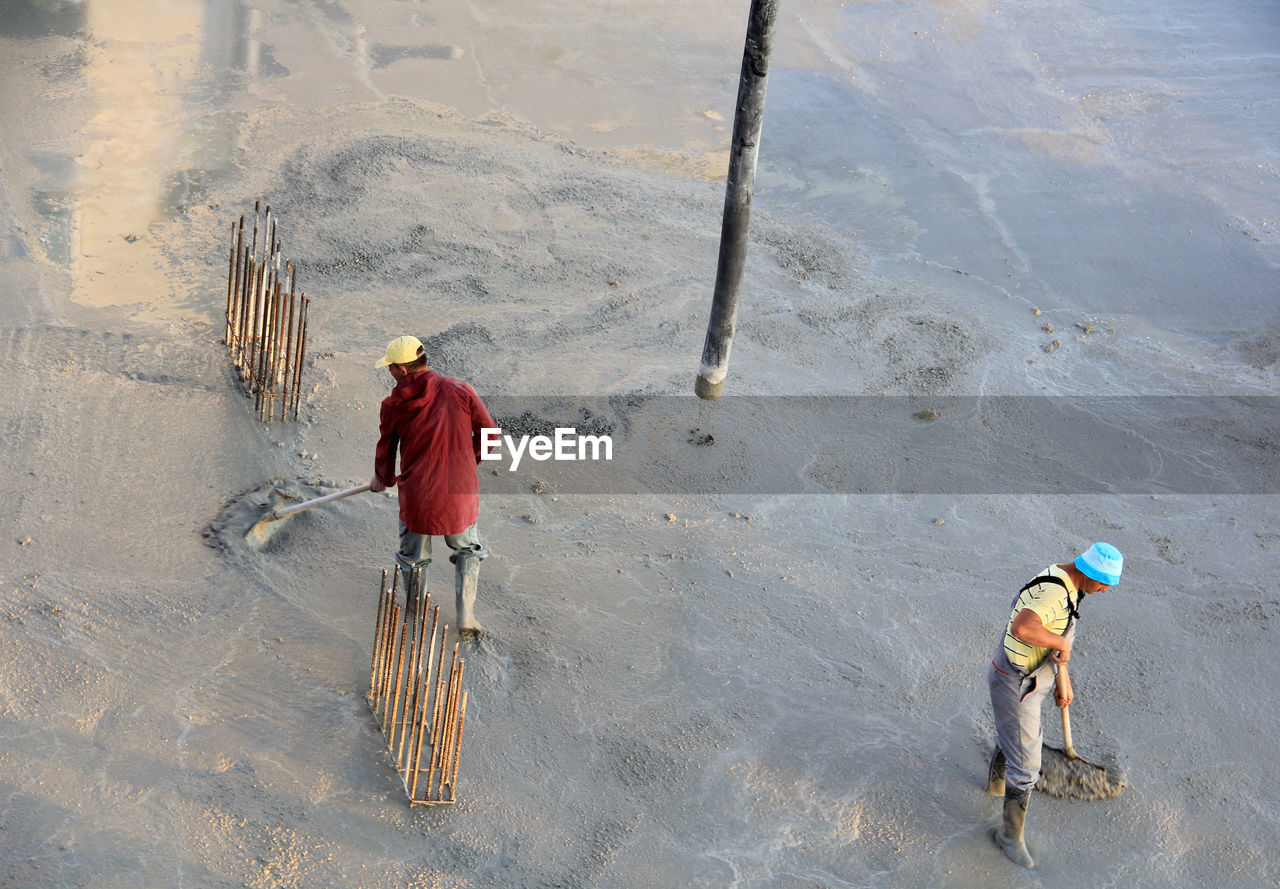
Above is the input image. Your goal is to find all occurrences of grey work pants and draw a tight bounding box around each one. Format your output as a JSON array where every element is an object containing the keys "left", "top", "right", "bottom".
[
  {"left": 986, "top": 623, "right": 1075, "bottom": 793},
  {"left": 987, "top": 655, "right": 1055, "bottom": 792},
  {"left": 396, "top": 520, "right": 486, "bottom": 590}
]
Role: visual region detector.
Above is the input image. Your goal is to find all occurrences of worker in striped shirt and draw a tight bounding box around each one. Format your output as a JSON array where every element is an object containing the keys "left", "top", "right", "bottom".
[{"left": 985, "top": 542, "right": 1123, "bottom": 868}]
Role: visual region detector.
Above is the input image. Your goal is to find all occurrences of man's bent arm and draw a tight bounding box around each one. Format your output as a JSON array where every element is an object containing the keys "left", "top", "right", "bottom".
[{"left": 1009, "top": 608, "right": 1072, "bottom": 663}]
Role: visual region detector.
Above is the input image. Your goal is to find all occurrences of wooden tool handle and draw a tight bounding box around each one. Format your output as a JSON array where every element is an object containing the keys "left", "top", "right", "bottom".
[
  {"left": 1058, "top": 660, "right": 1078, "bottom": 759},
  {"left": 270, "top": 483, "right": 372, "bottom": 520}
]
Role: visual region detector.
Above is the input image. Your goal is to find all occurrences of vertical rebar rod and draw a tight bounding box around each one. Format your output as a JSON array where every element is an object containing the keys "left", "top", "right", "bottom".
[
  {"left": 389, "top": 636, "right": 414, "bottom": 756},
  {"left": 236, "top": 252, "right": 252, "bottom": 372},
  {"left": 437, "top": 643, "right": 461, "bottom": 799},
  {"left": 262, "top": 277, "right": 279, "bottom": 418},
  {"left": 258, "top": 251, "right": 275, "bottom": 391},
  {"left": 376, "top": 570, "right": 402, "bottom": 706},
  {"left": 282, "top": 265, "right": 297, "bottom": 423},
  {"left": 262, "top": 283, "right": 280, "bottom": 422},
  {"left": 231, "top": 221, "right": 246, "bottom": 352},
  {"left": 381, "top": 613, "right": 405, "bottom": 729},
  {"left": 399, "top": 592, "right": 430, "bottom": 768},
  {"left": 258, "top": 268, "right": 280, "bottom": 412},
  {"left": 409, "top": 662, "right": 430, "bottom": 802},
  {"left": 417, "top": 606, "right": 448, "bottom": 798},
  {"left": 396, "top": 637, "right": 417, "bottom": 771},
  {"left": 430, "top": 632, "right": 451, "bottom": 748},
  {"left": 233, "top": 254, "right": 247, "bottom": 371},
  {"left": 449, "top": 690, "right": 469, "bottom": 800},
  {"left": 379, "top": 605, "right": 401, "bottom": 721},
  {"left": 445, "top": 656, "right": 464, "bottom": 788},
  {"left": 373, "top": 575, "right": 396, "bottom": 707},
  {"left": 437, "top": 651, "right": 462, "bottom": 801},
  {"left": 395, "top": 600, "right": 425, "bottom": 761},
  {"left": 424, "top": 604, "right": 440, "bottom": 729},
  {"left": 385, "top": 622, "right": 408, "bottom": 736},
  {"left": 426, "top": 633, "right": 452, "bottom": 799},
  {"left": 370, "top": 569, "right": 389, "bottom": 699},
  {"left": 249, "top": 261, "right": 265, "bottom": 385},
  {"left": 249, "top": 201, "right": 260, "bottom": 271},
  {"left": 438, "top": 655, "right": 462, "bottom": 798},
  {"left": 262, "top": 205, "right": 273, "bottom": 267},
  {"left": 438, "top": 658, "right": 457, "bottom": 796},
  {"left": 271, "top": 253, "right": 286, "bottom": 393},
  {"left": 377, "top": 573, "right": 396, "bottom": 703},
  {"left": 225, "top": 221, "right": 238, "bottom": 345},
  {"left": 244, "top": 250, "right": 258, "bottom": 371},
  {"left": 244, "top": 258, "right": 257, "bottom": 381},
  {"left": 255, "top": 278, "right": 273, "bottom": 417},
  {"left": 292, "top": 296, "right": 309, "bottom": 421},
  {"left": 261, "top": 254, "right": 274, "bottom": 386}
]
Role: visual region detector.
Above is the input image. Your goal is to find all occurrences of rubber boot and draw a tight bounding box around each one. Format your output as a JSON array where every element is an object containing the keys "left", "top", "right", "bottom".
[
  {"left": 995, "top": 785, "right": 1035, "bottom": 868},
  {"left": 986, "top": 746, "right": 1007, "bottom": 796},
  {"left": 455, "top": 556, "right": 483, "bottom": 634}
]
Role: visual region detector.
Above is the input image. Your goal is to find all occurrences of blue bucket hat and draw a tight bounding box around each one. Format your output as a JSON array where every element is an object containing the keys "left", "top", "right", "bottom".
[{"left": 1076, "top": 542, "right": 1123, "bottom": 586}]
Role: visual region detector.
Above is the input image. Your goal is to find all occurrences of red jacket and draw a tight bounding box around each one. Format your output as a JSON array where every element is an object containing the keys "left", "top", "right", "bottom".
[{"left": 374, "top": 370, "right": 496, "bottom": 535}]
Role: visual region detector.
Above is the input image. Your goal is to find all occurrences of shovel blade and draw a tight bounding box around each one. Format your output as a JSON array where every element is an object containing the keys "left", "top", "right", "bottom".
[
  {"left": 244, "top": 490, "right": 300, "bottom": 551},
  {"left": 1037, "top": 744, "right": 1125, "bottom": 800}
]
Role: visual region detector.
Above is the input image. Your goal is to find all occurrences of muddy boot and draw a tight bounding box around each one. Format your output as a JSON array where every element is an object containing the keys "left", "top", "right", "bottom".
[
  {"left": 995, "top": 785, "right": 1035, "bottom": 868},
  {"left": 986, "top": 746, "right": 1007, "bottom": 796},
  {"left": 455, "top": 556, "right": 483, "bottom": 635}
]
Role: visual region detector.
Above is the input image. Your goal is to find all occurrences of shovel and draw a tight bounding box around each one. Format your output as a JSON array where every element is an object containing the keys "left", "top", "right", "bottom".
[
  {"left": 245, "top": 483, "right": 372, "bottom": 551},
  {"left": 1037, "top": 661, "right": 1126, "bottom": 800}
]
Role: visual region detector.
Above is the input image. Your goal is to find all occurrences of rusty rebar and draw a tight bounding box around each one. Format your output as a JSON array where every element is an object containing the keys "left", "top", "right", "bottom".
[
  {"left": 225, "top": 219, "right": 240, "bottom": 345},
  {"left": 384, "top": 622, "right": 409, "bottom": 736},
  {"left": 373, "top": 569, "right": 401, "bottom": 707},
  {"left": 409, "top": 603, "right": 440, "bottom": 801},
  {"left": 449, "top": 690, "right": 468, "bottom": 800},
  {"left": 233, "top": 225, "right": 247, "bottom": 352},
  {"left": 389, "top": 635, "right": 414, "bottom": 754},
  {"left": 424, "top": 634, "right": 451, "bottom": 799},
  {"left": 399, "top": 591, "right": 430, "bottom": 768},
  {"left": 281, "top": 265, "right": 296, "bottom": 423},
  {"left": 248, "top": 260, "right": 264, "bottom": 384},
  {"left": 439, "top": 653, "right": 464, "bottom": 798},
  {"left": 249, "top": 201, "right": 260, "bottom": 267},
  {"left": 379, "top": 604, "right": 401, "bottom": 722},
  {"left": 293, "top": 296, "right": 308, "bottom": 420},
  {"left": 370, "top": 569, "right": 390, "bottom": 700},
  {"left": 263, "top": 278, "right": 281, "bottom": 419},
  {"left": 381, "top": 610, "right": 403, "bottom": 725},
  {"left": 234, "top": 251, "right": 251, "bottom": 370},
  {"left": 362, "top": 567, "right": 467, "bottom": 806},
  {"left": 222, "top": 204, "right": 310, "bottom": 422},
  {"left": 428, "top": 641, "right": 459, "bottom": 800}
]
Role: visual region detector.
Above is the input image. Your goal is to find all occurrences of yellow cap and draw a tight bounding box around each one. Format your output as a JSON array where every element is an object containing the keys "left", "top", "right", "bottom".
[{"left": 375, "top": 335, "right": 425, "bottom": 368}]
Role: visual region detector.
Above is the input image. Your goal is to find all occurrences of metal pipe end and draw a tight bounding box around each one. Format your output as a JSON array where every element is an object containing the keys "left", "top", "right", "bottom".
[{"left": 695, "top": 374, "right": 725, "bottom": 400}]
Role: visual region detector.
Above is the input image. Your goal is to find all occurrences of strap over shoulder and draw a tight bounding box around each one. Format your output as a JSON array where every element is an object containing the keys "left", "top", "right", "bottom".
[{"left": 1019, "top": 573, "right": 1080, "bottom": 622}]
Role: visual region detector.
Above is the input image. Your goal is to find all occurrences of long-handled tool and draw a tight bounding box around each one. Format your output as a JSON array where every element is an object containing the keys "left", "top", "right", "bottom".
[
  {"left": 245, "top": 483, "right": 371, "bottom": 551},
  {"left": 1037, "top": 662, "right": 1126, "bottom": 800}
]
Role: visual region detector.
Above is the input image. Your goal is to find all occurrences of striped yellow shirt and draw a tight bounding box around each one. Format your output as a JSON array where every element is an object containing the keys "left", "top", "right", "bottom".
[{"left": 1003, "top": 565, "right": 1080, "bottom": 674}]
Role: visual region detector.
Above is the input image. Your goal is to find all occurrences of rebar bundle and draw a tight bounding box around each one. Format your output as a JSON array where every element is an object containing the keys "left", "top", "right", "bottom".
[
  {"left": 224, "top": 202, "right": 310, "bottom": 422},
  {"left": 368, "top": 567, "right": 470, "bottom": 806}
]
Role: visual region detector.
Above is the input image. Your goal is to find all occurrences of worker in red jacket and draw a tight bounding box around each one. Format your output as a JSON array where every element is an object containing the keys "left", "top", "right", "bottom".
[{"left": 371, "top": 335, "right": 496, "bottom": 634}]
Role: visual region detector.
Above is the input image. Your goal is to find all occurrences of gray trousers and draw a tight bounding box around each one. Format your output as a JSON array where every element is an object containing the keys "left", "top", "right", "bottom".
[
  {"left": 986, "top": 623, "right": 1074, "bottom": 792},
  {"left": 396, "top": 520, "right": 486, "bottom": 591}
]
